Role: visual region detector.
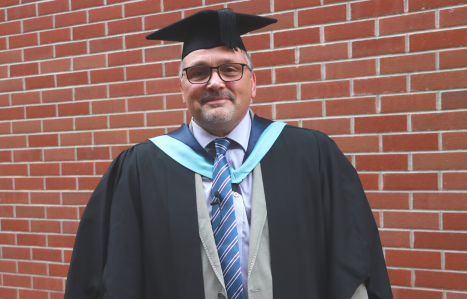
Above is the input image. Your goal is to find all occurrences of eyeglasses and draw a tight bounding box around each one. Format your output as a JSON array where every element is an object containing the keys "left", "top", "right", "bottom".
[{"left": 183, "top": 63, "right": 249, "bottom": 84}]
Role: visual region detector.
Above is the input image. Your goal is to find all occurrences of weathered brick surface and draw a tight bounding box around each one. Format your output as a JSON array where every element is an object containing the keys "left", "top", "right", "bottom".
[{"left": 0, "top": 0, "right": 466, "bottom": 297}]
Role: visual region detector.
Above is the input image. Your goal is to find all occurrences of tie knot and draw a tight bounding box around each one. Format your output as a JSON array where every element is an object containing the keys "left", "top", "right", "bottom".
[{"left": 214, "top": 138, "right": 230, "bottom": 155}]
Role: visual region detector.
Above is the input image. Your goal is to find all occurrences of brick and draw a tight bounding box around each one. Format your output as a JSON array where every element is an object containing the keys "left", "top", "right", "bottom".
[
  {"left": 18, "top": 261, "right": 47, "bottom": 275},
  {"left": 276, "top": 101, "right": 322, "bottom": 119},
  {"left": 73, "top": 23, "right": 106, "bottom": 40},
  {"left": 381, "top": 11, "right": 435, "bottom": 36},
  {"left": 43, "top": 118, "right": 73, "bottom": 132},
  {"left": 380, "top": 229, "right": 410, "bottom": 249},
  {"left": 332, "top": 135, "right": 379, "bottom": 152},
  {"left": 355, "top": 115, "right": 407, "bottom": 133},
  {"left": 42, "top": 88, "right": 73, "bottom": 103},
  {"left": 0, "top": 150, "right": 11, "bottom": 162},
  {"left": 440, "top": 49, "right": 467, "bottom": 69},
  {"left": 49, "top": 263, "right": 70, "bottom": 277},
  {"left": 124, "top": 0, "right": 160, "bottom": 16},
  {"left": 23, "top": 16, "right": 53, "bottom": 33},
  {"left": 40, "top": 28, "right": 70, "bottom": 44},
  {"left": 444, "top": 213, "right": 467, "bottom": 230},
  {"left": 414, "top": 153, "right": 467, "bottom": 170},
  {"left": 24, "top": 45, "right": 53, "bottom": 61},
  {"left": 129, "top": 128, "right": 165, "bottom": 143},
  {"left": 412, "top": 70, "right": 467, "bottom": 91},
  {"left": 74, "top": 54, "right": 106, "bottom": 70},
  {"left": 253, "top": 12, "right": 294, "bottom": 33},
  {"left": 326, "top": 97, "right": 376, "bottom": 116},
  {"left": 33, "top": 248, "right": 62, "bottom": 261},
  {"left": 62, "top": 162, "right": 94, "bottom": 175},
  {"left": 412, "top": 111, "right": 467, "bottom": 131},
  {"left": 409, "top": 0, "right": 467, "bottom": 11},
  {"left": 92, "top": 99, "right": 126, "bottom": 114},
  {"left": 359, "top": 173, "right": 379, "bottom": 190},
  {"left": 441, "top": 5, "right": 467, "bottom": 27},
  {"left": 250, "top": 49, "right": 295, "bottom": 67},
  {"left": 62, "top": 221, "right": 80, "bottom": 234},
  {"left": 303, "top": 80, "right": 351, "bottom": 99},
  {"left": 30, "top": 192, "right": 60, "bottom": 204},
  {"left": 93, "top": 130, "right": 127, "bottom": 145},
  {"left": 302, "top": 118, "right": 351, "bottom": 135},
  {"left": 242, "top": 33, "right": 270, "bottom": 51},
  {"left": 391, "top": 288, "right": 442, "bottom": 299},
  {"left": 353, "top": 36, "right": 405, "bottom": 58},
  {"left": 75, "top": 115, "right": 107, "bottom": 130},
  {"left": 326, "top": 59, "right": 376, "bottom": 79},
  {"left": 46, "top": 177, "right": 76, "bottom": 190},
  {"left": 0, "top": 49, "right": 22, "bottom": 65},
  {"left": 7, "top": 3, "right": 36, "bottom": 20},
  {"left": 16, "top": 206, "right": 45, "bottom": 218},
  {"left": 146, "top": 77, "right": 179, "bottom": 95},
  {"left": 227, "top": 0, "right": 270, "bottom": 14},
  {"left": 109, "top": 81, "right": 144, "bottom": 97},
  {"left": 124, "top": 32, "right": 161, "bottom": 49},
  {"left": 38, "top": 0, "right": 68, "bottom": 15},
  {"left": 356, "top": 154, "right": 407, "bottom": 171},
  {"left": 147, "top": 111, "right": 184, "bottom": 126},
  {"left": 33, "top": 276, "right": 63, "bottom": 291},
  {"left": 55, "top": 11, "right": 87, "bottom": 28},
  {"left": 384, "top": 211, "right": 439, "bottom": 229},
  {"left": 19, "top": 289, "right": 49, "bottom": 299},
  {"left": 11, "top": 91, "right": 40, "bottom": 106},
  {"left": 0, "top": 106, "right": 24, "bottom": 120},
  {"left": 388, "top": 268, "right": 411, "bottom": 287},
  {"left": 0, "top": 20, "right": 21, "bottom": 35},
  {"left": 90, "top": 67, "right": 124, "bottom": 84},
  {"left": 447, "top": 293, "right": 467, "bottom": 299},
  {"left": 325, "top": 20, "right": 374, "bottom": 42},
  {"left": 383, "top": 134, "right": 438, "bottom": 151},
  {"left": 354, "top": 0, "right": 404, "bottom": 20},
  {"left": 29, "top": 134, "right": 58, "bottom": 147},
  {"left": 60, "top": 132, "right": 92, "bottom": 146},
  {"left": 274, "top": 27, "right": 320, "bottom": 47},
  {"left": 254, "top": 69, "right": 272, "bottom": 85},
  {"left": 443, "top": 132, "right": 467, "bottom": 150},
  {"left": 48, "top": 234, "right": 75, "bottom": 248},
  {"left": 63, "top": 192, "right": 92, "bottom": 205},
  {"left": 108, "top": 17, "right": 142, "bottom": 35},
  {"left": 2, "top": 219, "right": 29, "bottom": 231},
  {"left": 275, "top": 0, "right": 320, "bottom": 11},
  {"left": 381, "top": 53, "right": 436, "bottom": 75},
  {"left": 55, "top": 41, "right": 87, "bottom": 57},
  {"left": 43, "top": 148, "right": 75, "bottom": 161},
  {"left": 78, "top": 177, "right": 100, "bottom": 190},
  {"left": 108, "top": 49, "right": 142, "bottom": 66},
  {"left": 56, "top": 71, "right": 88, "bottom": 87},
  {"left": 445, "top": 252, "right": 467, "bottom": 270},
  {"left": 0, "top": 136, "right": 27, "bottom": 149},
  {"left": 366, "top": 192, "right": 409, "bottom": 209},
  {"left": 71, "top": 0, "right": 104, "bottom": 10},
  {"left": 75, "top": 85, "right": 107, "bottom": 101},
  {"left": 354, "top": 76, "right": 406, "bottom": 95},
  {"left": 254, "top": 85, "right": 296, "bottom": 103},
  {"left": 29, "top": 163, "right": 60, "bottom": 176},
  {"left": 384, "top": 173, "right": 438, "bottom": 190},
  {"left": 89, "top": 5, "right": 122, "bottom": 22},
  {"left": 0, "top": 205, "right": 13, "bottom": 217},
  {"left": 3, "top": 246, "right": 30, "bottom": 259},
  {"left": 17, "top": 233, "right": 46, "bottom": 246},
  {"left": 0, "top": 78, "right": 23, "bottom": 92},
  {"left": 444, "top": 172, "right": 467, "bottom": 190},
  {"left": 31, "top": 220, "right": 60, "bottom": 233},
  {"left": 0, "top": 178, "right": 13, "bottom": 189},
  {"left": 25, "top": 75, "right": 55, "bottom": 90},
  {"left": 0, "top": 260, "right": 16, "bottom": 273},
  {"left": 415, "top": 270, "right": 467, "bottom": 291},
  {"left": 126, "top": 64, "right": 163, "bottom": 80},
  {"left": 410, "top": 28, "right": 467, "bottom": 51},
  {"left": 90, "top": 36, "right": 123, "bottom": 53},
  {"left": 41, "top": 58, "right": 71, "bottom": 74},
  {"left": 109, "top": 113, "right": 144, "bottom": 128},
  {"left": 3, "top": 274, "right": 31, "bottom": 288},
  {"left": 145, "top": 11, "right": 181, "bottom": 30},
  {"left": 13, "top": 149, "right": 42, "bottom": 161},
  {"left": 96, "top": 161, "right": 112, "bottom": 174},
  {"left": 164, "top": 61, "right": 179, "bottom": 76},
  {"left": 145, "top": 45, "right": 182, "bottom": 62},
  {"left": 298, "top": 4, "right": 346, "bottom": 26},
  {"left": 0, "top": 192, "right": 28, "bottom": 204},
  {"left": 381, "top": 93, "right": 436, "bottom": 113},
  {"left": 275, "top": 64, "right": 321, "bottom": 83}
]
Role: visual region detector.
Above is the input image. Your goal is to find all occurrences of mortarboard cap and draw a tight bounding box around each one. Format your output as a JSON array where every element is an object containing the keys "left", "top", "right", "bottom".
[{"left": 146, "top": 9, "right": 277, "bottom": 59}]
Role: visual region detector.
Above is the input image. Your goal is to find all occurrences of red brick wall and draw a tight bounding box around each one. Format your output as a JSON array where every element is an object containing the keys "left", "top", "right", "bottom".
[{"left": 0, "top": 0, "right": 466, "bottom": 298}]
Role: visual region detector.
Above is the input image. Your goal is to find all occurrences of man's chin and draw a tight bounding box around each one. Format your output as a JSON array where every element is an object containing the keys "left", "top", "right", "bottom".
[{"left": 201, "top": 106, "right": 235, "bottom": 124}]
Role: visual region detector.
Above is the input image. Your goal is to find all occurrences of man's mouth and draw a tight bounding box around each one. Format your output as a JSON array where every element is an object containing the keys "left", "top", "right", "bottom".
[{"left": 200, "top": 91, "right": 235, "bottom": 105}]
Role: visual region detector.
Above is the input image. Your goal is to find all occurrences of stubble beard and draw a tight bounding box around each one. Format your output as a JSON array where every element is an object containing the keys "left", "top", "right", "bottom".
[{"left": 199, "top": 91, "right": 236, "bottom": 124}]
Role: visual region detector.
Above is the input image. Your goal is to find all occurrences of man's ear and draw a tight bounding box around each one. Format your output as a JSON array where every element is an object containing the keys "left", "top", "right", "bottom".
[
  {"left": 180, "top": 81, "right": 186, "bottom": 104},
  {"left": 250, "top": 71, "right": 257, "bottom": 99}
]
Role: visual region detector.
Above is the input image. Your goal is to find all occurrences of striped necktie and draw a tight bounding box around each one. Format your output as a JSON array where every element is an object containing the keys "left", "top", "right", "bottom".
[{"left": 211, "top": 138, "right": 244, "bottom": 299}]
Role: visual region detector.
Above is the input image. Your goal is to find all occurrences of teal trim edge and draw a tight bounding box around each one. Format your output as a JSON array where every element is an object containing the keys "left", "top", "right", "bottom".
[{"left": 149, "top": 121, "right": 286, "bottom": 183}]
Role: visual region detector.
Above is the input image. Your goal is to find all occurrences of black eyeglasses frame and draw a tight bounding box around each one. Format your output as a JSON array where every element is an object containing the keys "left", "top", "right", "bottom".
[{"left": 182, "top": 63, "right": 250, "bottom": 84}]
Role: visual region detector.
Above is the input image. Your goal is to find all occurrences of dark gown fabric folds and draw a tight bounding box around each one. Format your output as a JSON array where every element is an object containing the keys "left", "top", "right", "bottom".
[{"left": 64, "top": 125, "right": 393, "bottom": 299}]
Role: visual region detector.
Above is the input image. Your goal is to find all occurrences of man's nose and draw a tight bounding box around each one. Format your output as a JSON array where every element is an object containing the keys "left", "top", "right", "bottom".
[{"left": 206, "top": 69, "right": 224, "bottom": 90}]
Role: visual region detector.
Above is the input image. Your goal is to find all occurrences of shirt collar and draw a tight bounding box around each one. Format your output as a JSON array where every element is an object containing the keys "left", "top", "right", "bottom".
[{"left": 191, "top": 112, "right": 251, "bottom": 152}]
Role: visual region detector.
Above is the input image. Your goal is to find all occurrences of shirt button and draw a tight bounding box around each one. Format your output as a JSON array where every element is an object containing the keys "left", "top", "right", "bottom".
[{"left": 233, "top": 192, "right": 239, "bottom": 197}]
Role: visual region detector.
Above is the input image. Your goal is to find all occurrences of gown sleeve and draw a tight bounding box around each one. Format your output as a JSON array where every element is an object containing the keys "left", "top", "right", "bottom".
[
  {"left": 313, "top": 130, "right": 393, "bottom": 299},
  {"left": 64, "top": 146, "right": 144, "bottom": 299}
]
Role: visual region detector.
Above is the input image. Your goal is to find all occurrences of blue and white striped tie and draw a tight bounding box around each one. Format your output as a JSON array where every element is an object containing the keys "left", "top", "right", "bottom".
[{"left": 211, "top": 138, "right": 244, "bottom": 299}]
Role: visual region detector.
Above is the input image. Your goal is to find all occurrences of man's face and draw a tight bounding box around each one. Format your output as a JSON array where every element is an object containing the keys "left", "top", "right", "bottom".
[{"left": 180, "top": 46, "right": 256, "bottom": 136}]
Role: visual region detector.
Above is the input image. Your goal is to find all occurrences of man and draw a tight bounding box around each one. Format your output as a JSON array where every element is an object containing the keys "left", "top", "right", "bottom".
[{"left": 64, "top": 9, "right": 393, "bottom": 299}]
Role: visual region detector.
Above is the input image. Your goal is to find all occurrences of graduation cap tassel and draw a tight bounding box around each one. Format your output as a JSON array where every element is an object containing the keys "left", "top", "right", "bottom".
[{"left": 218, "top": 9, "right": 239, "bottom": 51}]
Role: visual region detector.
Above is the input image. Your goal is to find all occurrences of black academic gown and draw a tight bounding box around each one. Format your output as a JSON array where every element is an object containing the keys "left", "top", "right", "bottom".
[{"left": 64, "top": 122, "right": 393, "bottom": 299}]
